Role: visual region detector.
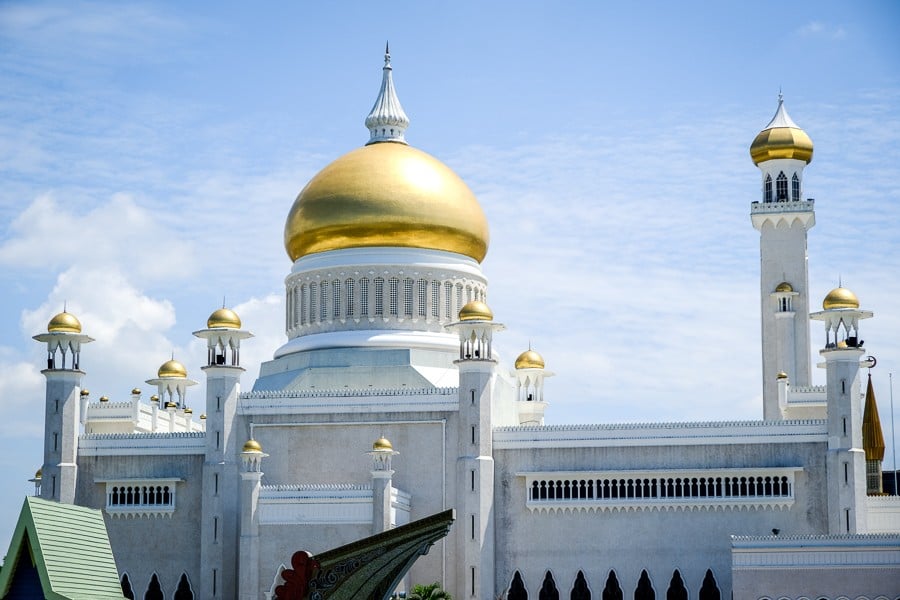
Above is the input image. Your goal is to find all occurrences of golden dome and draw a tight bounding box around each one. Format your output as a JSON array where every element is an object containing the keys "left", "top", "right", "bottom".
[
  {"left": 200, "top": 413, "right": 207, "bottom": 420},
  {"left": 158, "top": 359, "right": 188, "bottom": 378},
  {"left": 47, "top": 311, "right": 82, "bottom": 333},
  {"left": 207, "top": 307, "right": 241, "bottom": 329},
  {"left": 35, "top": 468, "right": 42, "bottom": 479},
  {"left": 99, "top": 395, "right": 109, "bottom": 402},
  {"left": 284, "top": 142, "right": 489, "bottom": 263},
  {"left": 776, "top": 371, "right": 788, "bottom": 380},
  {"left": 150, "top": 395, "right": 159, "bottom": 402},
  {"left": 458, "top": 300, "right": 493, "bottom": 322},
  {"left": 774, "top": 282, "right": 793, "bottom": 293},
  {"left": 515, "top": 349, "right": 545, "bottom": 370},
  {"left": 823, "top": 287, "right": 859, "bottom": 310},
  {"left": 373, "top": 436, "right": 393, "bottom": 451},
  {"left": 80, "top": 389, "right": 90, "bottom": 396},
  {"left": 750, "top": 99, "right": 813, "bottom": 165},
  {"left": 165, "top": 401, "right": 177, "bottom": 409},
  {"left": 242, "top": 439, "right": 263, "bottom": 453},
  {"left": 184, "top": 408, "right": 193, "bottom": 414},
  {"left": 131, "top": 388, "right": 141, "bottom": 395}
]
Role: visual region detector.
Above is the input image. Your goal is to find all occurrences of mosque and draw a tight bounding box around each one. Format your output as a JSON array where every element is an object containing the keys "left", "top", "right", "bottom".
[{"left": 25, "top": 49, "right": 900, "bottom": 600}]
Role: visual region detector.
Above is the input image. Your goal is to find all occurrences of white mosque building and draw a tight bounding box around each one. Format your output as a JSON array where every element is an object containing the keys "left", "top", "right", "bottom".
[{"left": 28, "top": 49, "right": 900, "bottom": 600}]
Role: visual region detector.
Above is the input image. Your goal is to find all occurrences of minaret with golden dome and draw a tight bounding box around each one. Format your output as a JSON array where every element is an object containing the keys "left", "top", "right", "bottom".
[
  {"left": 512, "top": 346, "right": 554, "bottom": 425},
  {"left": 33, "top": 309, "right": 94, "bottom": 503},
  {"left": 750, "top": 94, "right": 816, "bottom": 419},
  {"left": 810, "top": 286, "right": 873, "bottom": 533}
]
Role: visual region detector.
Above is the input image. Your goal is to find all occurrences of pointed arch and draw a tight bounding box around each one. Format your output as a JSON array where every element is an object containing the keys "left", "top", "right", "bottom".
[
  {"left": 665, "top": 570, "right": 686, "bottom": 600},
  {"left": 508, "top": 570, "right": 528, "bottom": 600},
  {"left": 602, "top": 571, "right": 623, "bottom": 600},
  {"left": 571, "top": 570, "right": 591, "bottom": 600},
  {"left": 539, "top": 571, "right": 560, "bottom": 600},
  {"left": 144, "top": 573, "right": 164, "bottom": 600},
  {"left": 791, "top": 172, "right": 800, "bottom": 200},
  {"left": 634, "top": 570, "right": 655, "bottom": 600},
  {"left": 764, "top": 174, "right": 773, "bottom": 202},
  {"left": 698, "top": 569, "right": 720, "bottom": 600},
  {"left": 776, "top": 171, "right": 788, "bottom": 200},
  {"left": 174, "top": 573, "right": 194, "bottom": 600},
  {"left": 120, "top": 573, "right": 135, "bottom": 600}
]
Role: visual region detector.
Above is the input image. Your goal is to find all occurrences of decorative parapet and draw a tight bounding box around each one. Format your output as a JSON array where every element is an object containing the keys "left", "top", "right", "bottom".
[
  {"left": 866, "top": 495, "right": 900, "bottom": 534},
  {"left": 494, "top": 420, "right": 827, "bottom": 449},
  {"left": 79, "top": 431, "right": 205, "bottom": 456},
  {"left": 95, "top": 478, "right": 182, "bottom": 518},
  {"left": 259, "top": 483, "right": 411, "bottom": 526},
  {"left": 731, "top": 532, "right": 900, "bottom": 568},
  {"left": 786, "top": 385, "right": 827, "bottom": 405},
  {"left": 239, "top": 386, "right": 459, "bottom": 415},
  {"left": 750, "top": 199, "right": 815, "bottom": 230},
  {"left": 519, "top": 467, "right": 800, "bottom": 513}
]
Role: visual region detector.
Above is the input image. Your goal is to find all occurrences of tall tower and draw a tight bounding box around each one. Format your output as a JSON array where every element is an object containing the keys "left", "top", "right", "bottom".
[
  {"left": 449, "top": 301, "right": 503, "bottom": 599},
  {"left": 750, "top": 95, "right": 815, "bottom": 419},
  {"left": 194, "top": 307, "right": 253, "bottom": 599},
  {"left": 810, "top": 286, "right": 872, "bottom": 533},
  {"left": 33, "top": 310, "right": 93, "bottom": 503},
  {"left": 238, "top": 438, "right": 267, "bottom": 600},
  {"left": 512, "top": 348, "right": 553, "bottom": 426}
]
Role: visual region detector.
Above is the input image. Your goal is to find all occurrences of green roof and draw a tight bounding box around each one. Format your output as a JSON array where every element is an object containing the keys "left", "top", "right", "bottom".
[{"left": 0, "top": 497, "right": 125, "bottom": 600}]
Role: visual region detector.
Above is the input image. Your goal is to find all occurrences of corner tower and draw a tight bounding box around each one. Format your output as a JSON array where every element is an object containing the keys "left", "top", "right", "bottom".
[{"left": 750, "top": 95, "right": 815, "bottom": 419}]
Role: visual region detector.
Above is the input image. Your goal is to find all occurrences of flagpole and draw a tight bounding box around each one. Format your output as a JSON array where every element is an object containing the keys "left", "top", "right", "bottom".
[{"left": 891, "top": 372, "right": 897, "bottom": 495}]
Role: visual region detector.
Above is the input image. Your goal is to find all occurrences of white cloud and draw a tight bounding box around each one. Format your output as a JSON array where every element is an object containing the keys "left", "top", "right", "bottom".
[{"left": 798, "top": 21, "right": 847, "bottom": 40}]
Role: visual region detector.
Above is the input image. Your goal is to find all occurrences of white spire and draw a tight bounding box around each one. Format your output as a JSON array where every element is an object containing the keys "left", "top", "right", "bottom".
[
  {"left": 763, "top": 92, "right": 801, "bottom": 130},
  {"left": 365, "top": 42, "right": 410, "bottom": 145}
]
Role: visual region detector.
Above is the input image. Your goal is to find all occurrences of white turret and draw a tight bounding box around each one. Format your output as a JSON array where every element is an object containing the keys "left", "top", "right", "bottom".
[
  {"left": 512, "top": 347, "right": 554, "bottom": 425},
  {"left": 365, "top": 42, "right": 410, "bottom": 144},
  {"left": 750, "top": 95, "right": 816, "bottom": 419}
]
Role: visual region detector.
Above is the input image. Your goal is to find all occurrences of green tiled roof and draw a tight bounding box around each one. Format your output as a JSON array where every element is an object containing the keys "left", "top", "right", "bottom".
[{"left": 0, "top": 497, "right": 125, "bottom": 600}]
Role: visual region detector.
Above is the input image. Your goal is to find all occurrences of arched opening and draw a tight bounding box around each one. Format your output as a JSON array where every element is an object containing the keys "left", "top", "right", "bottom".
[
  {"left": 571, "top": 570, "right": 591, "bottom": 600},
  {"left": 602, "top": 571, "right": 623, "bottom": 600},
  {"left": 698, "top": 569, "right": 720, "bottom": 600},
  {"left": 792, "top": 172, "right": 800, "bottom": 200},
  {"left": 539, "top": 571, "right": 560, "bottom": 600},
  {"left": 776, "top": 171, "right": 788, "bottom": 200},
  {"left": 666, "top": 570, "right": 687, "bottom": 600},
  {"left": 144, "top": 573, "right": 164, "bottom": 600},
  {"left": 634, "top": 570, "right": 655, "bottom": 600},
  {"left": 173, "top": 573, "right": 193, "bottom": 600},
  {"left": 121, "top": 573, "right": 135, "bottom": 600},
  {"left": 508, "top": 571, "right": 528, "bottom": 600},
  {"left": 764, "top": 174, "right": 773, "bottom": 202}
]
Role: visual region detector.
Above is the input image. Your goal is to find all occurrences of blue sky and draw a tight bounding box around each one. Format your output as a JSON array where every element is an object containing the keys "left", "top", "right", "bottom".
[{"left": 0, "top": 1, "right": 898, "bottom": 546}]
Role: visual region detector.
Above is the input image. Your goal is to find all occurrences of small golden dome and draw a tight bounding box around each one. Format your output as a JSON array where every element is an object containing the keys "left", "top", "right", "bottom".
[
  {"left": 243, "top": 439, "right": 263, "bottom": 453},
  {"left": 158, "top": 359, "right": 188, "bottom": 378},
  {"left": 99, "top": 395, "right": 109, "bottom": 402},
  {"left": 165, "top": 401, "right": 177, "bottom": 408},
  {"left": 207, "top": 307, "right": 242, "bottom": 329},
  {"left": 200, "top": 414, "right": 207, "bottom": 420},
  {"left": 47, "top": 311, "right": 82, "bottom": 333},
  {"left": 35, "top": 468, "right": 42, "bottom": 479},
  {"left": 750, "top": 99, "right": 813, "bottom": 165},
  {"left": 284, "top": 142, "right": 489, "bottom": 263},
  {"left": 776, "top": 371, "right": 788, "bottom": 380},
  {"left": 184, "top": 408, "right": 193, "bottom": 414},
  {"left": 823, "top": 287, "right": 859, "bottom": 310},
  {"left": 458, "top": 300, "right": 493, "bottom": 322},
  {"left": 80, "top": 389, "right": 90, "bottom": 396},
  {"left": 775, "top": 282, "right": 793, "bottom": 293},
  {"left": 131, "top": 388, "right": 141, "bottom": 395},
  {"left": 515, "top": 349, "right": 545, "bottom": 370},
  {"left": 373, "top": 436, "right": 393, "bottom": 451},
  {"left": 150, "top": 395, "right": 159, "bottom": 402}
]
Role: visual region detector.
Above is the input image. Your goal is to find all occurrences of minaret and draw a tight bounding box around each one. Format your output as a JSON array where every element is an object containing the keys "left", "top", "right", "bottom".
[
  {"left": 862, "top": 373, "right": 886, "bottom": 495},
  {"left": 810, "top": 286, "right": 872, "bottom": 533},
  {"left": 194, "top": 307, "right": 253, "bottom": 599},
  {"left": 238, "top": 438, "right": 267, "bottom": 600},
  {"left": 512, "top": 347, "right": 554, "bottom": 426},
  {"left": 365, "top": 42, "right": 410, "bottom": 145},
  {"left": 447, "top": 301, "right": 503, "bottom": 600},
  {"left": 368, "top": 436, "right": 399, "bottom": 534},
  {"left": 33, "top": 310, "right": 93, "bottom": 503},
  {"left": 750, "top": 94, "right": 816, "bottom": 419}
]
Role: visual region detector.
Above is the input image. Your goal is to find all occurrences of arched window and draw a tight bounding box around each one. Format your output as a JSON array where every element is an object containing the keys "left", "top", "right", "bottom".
[
  {"left": 300, "top": 285, "right": 307, "bottom": 325},
  {"left": 445, "top": 283, "right": 453, "bottom": 319},
  {"left": 174, "top": 573, "right": 194, "bottom": 600},
  {"left": 776, "top": 171, "right": 788, "bottom": 200},
  {"left": 539, "top": 571, "right": 559, "bottom": 600},
  {"left": 508, "top": 571, "right": 528, "bottom": 600},
  {"left": 764, "top": 174, "right": 773, "bottom": 202},
  {"left": 309, "top": 282, "right": 317, "bottom": 323},
  {"left": 144, "top": 573, "right": 164, "bottom": 600},
  {"left": 432, "top": 281, "right": 441, "bottom": 317},
  {"left": 417, "top": 279, "right": 428, "bottom": 317},
  {"left": 698, "top": 570, "right": 720, "bottom": 600},
  {"left": 791, "top": 172, "right": 800, "bottom": 201},
  {"left": 602, "top": 571, "right": 623, "bottom": 600},
  {"left": 332, "top": 280, "right": 341, "bottom": 318},
  {"left": 666, "top": 570, "right": 687, "bottom": 600},
  {"left": 571, "top": 570, "right": 591, "bottom": 600},
  {"left": 634, "top": 570, "right": 654, "bottom": 600},
  {"left": 389, "top": 277, "right": 399, "bottom": 316},
  {"left": 360, "top": 278, "right": 369, "bottom": 317},
  {"left": 374, "top": 278, "right": 384, "bottom": 316},
  {"left": 403, "top": 278, "right": 414, "bottom": 317},
  {"left": 319, "top": 281, "right": 328, "bottom": 321},
  {"left": 345, "top": 279, "right": 355, "bottom": 318},
  {"left": 121, "top": 574, "right": 135, "bottom": 600}
]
